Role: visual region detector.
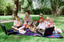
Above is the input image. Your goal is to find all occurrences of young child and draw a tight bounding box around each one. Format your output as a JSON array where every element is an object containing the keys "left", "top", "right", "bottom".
[
  {"left": 48, "top": 18, "right": 55, "bottom": 27},
  {"left": 12, "top": 16, "right": 23, "bottom": 31},
  {"left": 36, "top": 18, "right": 45, "bottom": 30},
  {"left": 44, "top": 16, "right": 50, "bottom": 28},
  {"left": 27, "top": 21, "right": 36, "bottom": 33},
  {"left": 19, "top": 21, "right": 36, "bottom": 33},
  {"left": 49, "top": 18, "right": 62, "bottom": 33},
  {"left": 34, "top": 13, "right": 44, "bottom": 25}
]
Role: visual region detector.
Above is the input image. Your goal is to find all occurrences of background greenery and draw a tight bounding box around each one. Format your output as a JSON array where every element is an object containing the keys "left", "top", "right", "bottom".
[{"left": 0, "top": 0, "right": 64, "bottom": 15}]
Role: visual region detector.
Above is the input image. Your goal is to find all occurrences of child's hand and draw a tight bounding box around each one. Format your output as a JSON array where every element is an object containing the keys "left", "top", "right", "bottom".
[
  {"left": 34, "top": 21, "right": 37, "bottom": 24},
  {"left": 38, "top": 28, "right": 40, "bottom": 30}
]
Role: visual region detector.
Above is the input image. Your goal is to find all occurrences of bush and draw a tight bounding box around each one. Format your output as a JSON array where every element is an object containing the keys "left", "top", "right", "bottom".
[
  {"left": 0, "top": 0, "right": 6, "bottom": 15},
  {"left": 62, "top": 10, "right": 64, "bottom": 15},
  {"left": 0, "top": 10, "right": 4, "bottom": 15},
  {"left": 5, "top": 3, "right": 14, "bottom": 15},
  {"left": 32, "top": 8, "right": 51, "bottom": 15},
  {"left": 0, "top": 0, "right": 14, "bottom": 15},
  {"left": 42, "top": 8, "right": 51, "bottom": 15}
]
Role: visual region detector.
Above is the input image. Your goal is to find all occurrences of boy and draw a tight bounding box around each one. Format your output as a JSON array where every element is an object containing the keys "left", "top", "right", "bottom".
[
  {"left": 12, "top": 16, "right": 23, "bottom": 31},
  {"left": 34, "top": 13, "right": 44, "bottom": 25}
]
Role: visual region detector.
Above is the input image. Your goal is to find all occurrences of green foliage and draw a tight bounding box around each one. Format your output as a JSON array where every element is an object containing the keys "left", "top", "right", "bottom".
[
  {"left": 60, "top": 1, "right": 64, "bottom": 6},
  {"left": 32, "top": 8, "right": 51, "bottom": 15},
  {"left": 27, "top": 0, "right": 32, "bottom": 6},
  {"left": 0, "top": 0, "right": 64, "bottom": 16},
  {"left": 21, "top": 0, "right": 29, "bottom": 8},
  {"left": 0, "top": 0, "right": 6, "bottom": 14},
  {"left": 5, "top": 2, "right": 14, "bottom": 15},
  {"left": 0, "top": 0, "right": 14, "bottom": 15}
]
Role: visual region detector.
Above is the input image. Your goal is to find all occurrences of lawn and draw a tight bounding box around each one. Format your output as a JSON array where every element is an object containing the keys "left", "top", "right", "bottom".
[{"left": 0, "top": 15, "right": 64, "bottom": 42}]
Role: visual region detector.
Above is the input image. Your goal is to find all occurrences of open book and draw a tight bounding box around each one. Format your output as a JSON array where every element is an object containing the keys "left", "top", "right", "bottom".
[{"left": 19, "top": 30, "right": 26, "bottom": 34}]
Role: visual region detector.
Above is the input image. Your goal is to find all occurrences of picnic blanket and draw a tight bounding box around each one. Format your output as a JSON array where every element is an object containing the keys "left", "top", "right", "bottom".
[{"left": 15, "top": 29, "right": 63, "bottom": 38}]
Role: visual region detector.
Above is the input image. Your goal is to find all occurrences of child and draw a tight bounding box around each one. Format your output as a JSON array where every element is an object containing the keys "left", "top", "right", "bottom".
[
  {"left": 36, "top": 18, "right": 45, "bottom": 30},
  {"left": 19, "top": 21, "right": 36, "bottom": 33},
  {"left": 49, "top": 18, "right": 62, "bottom": 33},
  {"left": 44, "top": 16, "right": 50, "bottom": 27},
  {"left": 34, "top": 13, "right": 44, "bottom": 25},
  {"left": 48, "top": 18, "right": 55, "bottom": 27},
  {"left": 12, "top": 16, "right": 23, "bottom": 31},
  {"left": 28, "top": 21, "right": 36, "bottom": 33}
]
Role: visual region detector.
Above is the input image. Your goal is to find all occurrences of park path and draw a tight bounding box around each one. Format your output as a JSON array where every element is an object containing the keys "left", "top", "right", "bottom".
[{"left": 0, "top": 20, "right": 14, "bottom": 23}]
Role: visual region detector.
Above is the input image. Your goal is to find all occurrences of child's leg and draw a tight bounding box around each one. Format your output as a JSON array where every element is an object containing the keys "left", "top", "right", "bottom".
[
  {"left": 12, "top": 26, "right": 19, "bottom": 31},
  {"left": 19, "top": 26, "right": 25, "bottom": 30}
]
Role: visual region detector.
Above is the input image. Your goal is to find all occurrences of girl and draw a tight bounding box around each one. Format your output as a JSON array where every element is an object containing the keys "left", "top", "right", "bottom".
[
  {"left": 49, "top": 18, "right": 62, "bottom": 33},
  {"left": 28, "top": 21, "right": 36, "bottom": 33},
  {"left": 36, "top": 18, "right": 45, "bottom": 30},
  {"left": 44, "top": 16, "right": 50, "bottom": 27}
]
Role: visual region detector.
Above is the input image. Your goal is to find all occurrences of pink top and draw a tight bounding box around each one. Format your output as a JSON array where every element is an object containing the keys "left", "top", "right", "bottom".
[{"left": 48, "top": 22, "right": 55, "bottom": 27}]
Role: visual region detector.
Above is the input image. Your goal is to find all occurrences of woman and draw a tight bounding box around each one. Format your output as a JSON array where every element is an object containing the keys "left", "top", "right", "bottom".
[{"left": 23, "top": 11, "right": 32, "bottom": 28}]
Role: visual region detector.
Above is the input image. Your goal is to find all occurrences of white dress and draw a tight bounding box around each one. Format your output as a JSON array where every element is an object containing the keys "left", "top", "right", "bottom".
[{"left": 36, "top": 22, "right": 46, "bottom": 30}]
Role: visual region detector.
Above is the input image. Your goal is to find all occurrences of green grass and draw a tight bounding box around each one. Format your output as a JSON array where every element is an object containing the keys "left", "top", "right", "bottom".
[{"left": 0, "top": 15, "right": 64, "bottom": 42}]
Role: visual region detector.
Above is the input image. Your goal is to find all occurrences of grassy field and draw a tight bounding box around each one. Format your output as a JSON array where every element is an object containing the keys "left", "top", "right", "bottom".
[{"left": 0, "top": 15, "right": 64, "bottom": 42}]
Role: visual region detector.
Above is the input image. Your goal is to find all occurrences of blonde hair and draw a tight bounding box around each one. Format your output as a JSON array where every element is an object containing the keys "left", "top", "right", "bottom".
[{"left": 46, "top": 16, "right": 50, "bottom": 20}]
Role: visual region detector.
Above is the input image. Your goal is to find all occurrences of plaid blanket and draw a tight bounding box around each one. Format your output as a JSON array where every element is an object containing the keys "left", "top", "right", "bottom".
[{"left": 16, "top": 29, "right": 63, "bottom": 38}]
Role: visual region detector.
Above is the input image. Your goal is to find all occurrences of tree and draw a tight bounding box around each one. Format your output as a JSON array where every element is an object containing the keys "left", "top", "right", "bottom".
[
  {"left": 50, "top": 0, "right": 64, "bottom": 17},
  {"left": 28, "top": 0, "right": 32, "bottom": 13},
  {"left": 50, "top": 0, "right": 56, "bottom": 16},
  {"left": 12, "top": 0, "right": 19, "bottom": 19},
  {"left": 55, "top": 0, "right": 64, "bottom": 16}
]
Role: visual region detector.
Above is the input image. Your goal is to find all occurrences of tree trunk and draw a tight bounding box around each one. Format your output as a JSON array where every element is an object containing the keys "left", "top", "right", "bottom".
[
  {"left": 55, "top": 0, "right": 60, "bottom": 17},
  {"left": 19, "top": 2, "right": 22, "bottom": 11},
  {"left": 50, "top": 0, "right": 56, "bottom": 16},
  {"left": 57, "top": 7, "right": 64, "bottom": 16},
  {"left": 12, "top": 0, "right": 18, "bottom": 19}
]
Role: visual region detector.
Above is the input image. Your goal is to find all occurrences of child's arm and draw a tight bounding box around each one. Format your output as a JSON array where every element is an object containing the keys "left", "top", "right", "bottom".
[{"left": 34, "top": 21, "right": 37, "bottom": 24}]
